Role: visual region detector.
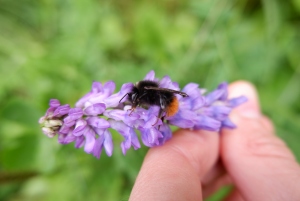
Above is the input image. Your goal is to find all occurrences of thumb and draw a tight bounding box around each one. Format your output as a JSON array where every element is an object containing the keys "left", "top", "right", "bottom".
[
  {"left": 130, "top": 129, "right": 219, "bottom": 201},
  {"left": 221, "top": 81, "right": 300, "bottom": 201}
]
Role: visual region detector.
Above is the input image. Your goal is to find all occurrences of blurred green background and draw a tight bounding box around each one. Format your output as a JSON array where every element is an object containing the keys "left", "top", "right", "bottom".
[{"left": 1, "top": 0, "right": 300, "bottom": 200}]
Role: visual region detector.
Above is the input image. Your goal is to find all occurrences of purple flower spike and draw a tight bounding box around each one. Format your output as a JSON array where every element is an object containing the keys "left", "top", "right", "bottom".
[{"left": 39, "top": 70, "right": 247, "bottom": 158}]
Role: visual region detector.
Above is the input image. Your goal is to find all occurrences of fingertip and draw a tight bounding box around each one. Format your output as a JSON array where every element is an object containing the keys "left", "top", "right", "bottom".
[{"left": 228, "top": 80, "right": 261, "bottom": 119}]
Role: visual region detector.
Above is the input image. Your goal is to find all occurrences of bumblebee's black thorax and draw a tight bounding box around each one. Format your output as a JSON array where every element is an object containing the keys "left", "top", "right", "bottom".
[{"left": 129, "top": 80, "right": 174, "bottom": 108}]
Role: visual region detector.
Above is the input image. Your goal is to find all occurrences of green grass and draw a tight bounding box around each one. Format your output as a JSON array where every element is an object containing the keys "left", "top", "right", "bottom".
[{"left": 0, "top": 0, "right": 300, "bottom": 200}]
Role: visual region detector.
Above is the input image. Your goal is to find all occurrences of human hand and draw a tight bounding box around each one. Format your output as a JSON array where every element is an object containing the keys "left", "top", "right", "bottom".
[{"left": 129, "top": 81, "right": 300, "bottom": 201}]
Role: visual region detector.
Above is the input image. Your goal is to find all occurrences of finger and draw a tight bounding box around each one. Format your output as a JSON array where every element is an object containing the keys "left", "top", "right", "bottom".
[
  {"left": 228, "top": 81, "right": 274, "bottom": 133},
  {"left": 129, "top": 129, "right": 219, "bottom": 201},
  {"left": 228, "top": 81, "right": 261, "bottom": 118},
  {"left": 221, "top": 81, "right": 300, "bottom": 201}
]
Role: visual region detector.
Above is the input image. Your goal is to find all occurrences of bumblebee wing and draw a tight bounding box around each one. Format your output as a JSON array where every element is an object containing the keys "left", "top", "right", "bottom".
[{"left": 144, "top": 86, "right": 188, "bottom": 97}]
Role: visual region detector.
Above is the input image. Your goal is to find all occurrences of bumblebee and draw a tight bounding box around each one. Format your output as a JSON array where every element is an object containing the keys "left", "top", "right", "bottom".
[{"left": 120, "top": 80, "right": 188, "bottom": 121}]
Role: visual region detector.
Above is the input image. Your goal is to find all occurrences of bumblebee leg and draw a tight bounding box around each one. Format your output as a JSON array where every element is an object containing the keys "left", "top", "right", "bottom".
[
  {"left": 153, "top": 95, "right": 167, "bottom": 129},
  {"left": 129, "top": 107, "right": 136, "bottom": 116},
  {"left": 157, "top": 110, "right": 166, "bottom": 130}
]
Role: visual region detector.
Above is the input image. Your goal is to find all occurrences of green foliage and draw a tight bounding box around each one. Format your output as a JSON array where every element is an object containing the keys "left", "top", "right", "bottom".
[{"left": 0, "top": 0, "right": 300, "bottom": 200}]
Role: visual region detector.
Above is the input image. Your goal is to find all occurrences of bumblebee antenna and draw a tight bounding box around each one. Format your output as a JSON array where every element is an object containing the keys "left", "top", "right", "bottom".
[
  {"left": 119, "top": 93, "right": 129, "bottom": 103},
  {"left": 144, "top": 87, "right": 188, "bottom": 97}
]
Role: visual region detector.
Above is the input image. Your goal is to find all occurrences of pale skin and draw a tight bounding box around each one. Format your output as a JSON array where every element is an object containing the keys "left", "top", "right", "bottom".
[{"left": 129, "top": 81, "right": 300, "bottom": 201}]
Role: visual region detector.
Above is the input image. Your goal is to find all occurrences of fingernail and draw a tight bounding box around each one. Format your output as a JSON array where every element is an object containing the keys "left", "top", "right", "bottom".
[{"left": 229, "top": 81, "right": 261, "bottom": 118}]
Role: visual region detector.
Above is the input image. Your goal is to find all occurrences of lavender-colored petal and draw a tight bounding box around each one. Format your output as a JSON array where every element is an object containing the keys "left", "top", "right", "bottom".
[
  {"left": 144, "top": 106, "right": 160, "bottom": 118},
  {"left": 120, "top": 83, "right": 134, "bottom": 94},
  {"left": 84, "top": 103, "right": 106, "bottom": 116},
  {"left": 159, "top": 76, "right": 180, "bottom": 90},
  {"left": 157, "top": 123, "right": 172, "bottom": 145},
  {"left": 58, "top": 132, "right": 76, "bottom": 144},
  {"left": 93, "top": 127, "right": 105, "bottom": 136},
  {"left": 205, "top": 89, "right": 225, "bottom": 105},
  {"left": 120, "top": 128, "right": 141, "bottom": 155},
  {"left": 203, "top": 105, "right": 232, "bottom": 121},
  {"left": 130, "top": 128, "right": 141, "bottom": 150},
  {"left": 217, "top": 82, "right": 228, "bottom": 101},
  {"left": 58, "top": 124, "right": 71, "bottom": 134},
  {"left": 143, "top": 70, "right": 155, "bottom": 80},
  {"left": 140, "top": 129, "right": 151, "bottom": 147},
  {"left": 194, "top": 115, "right": 221, "bottom": 131},
  {"left": 228, "top": 96, "right": 248, "bottom": 108},
  {"left": 191, "top": 96, "right": 206, "bottom": 110},
  {"left": 87, "top": 117, "right": 110, "bottom": 129},
  {"left": 222, "top": 118, "right": 236, "bottom": 129},
  {"left": 75, "top": 82, "right": 103, "bottom": 108},
  {"left": 49, "top": 99, "right": 61, "bottom": 107},
  {"left": 109, "top": 119, "right": 130, "bottom": 136},
  {"left": 93, "top": 134, "right": 104, "bottom": 159},
  {"left": 168, "top": 110, "right": 196, "bottom": 128},
  {"left": 179, "top": 95, "right": 205, "bottom": 111},
  {"left": 81, "top": 81, "right": 116, "bottom": 107},
  {"left": 63, "top": 116, "right": 76, "bottom": 127},
  {"left": 68, "top": 108, "right": 83, "bottom": 120},
  {"left": 73, "top": 119, "right": 87, "bottom": 136},
  {"left": 103, "top": 81, "right": 116, "bottom": 96},
  {"left": 91, "top": 81, "right": 103, "bottom": 93},
  {"left": 57, "top": 134, "right": 66, "bottom": 144},
  {"left": 128, "top": 119, "right": 145, "bottom": 129},
  {"left": 103, "top": 130, "right": 113, "bottom": 157},
  {"left": 104, "top": 109, "right": 127, "bottom": 121},
  {"left": 142, "top": 127, "right": 163, "bottom": 146},
  {"left": 53, "top": 104, "right": 71, "bottom": 117},
  {"left": 45, "top": 107, "right": 56, "bottom": 117},
  {"left": 104, "top": 83, "right": 134, "bottom": 107},
  {"left": 75, "top": 135, "right": 85, "bottom": 148},
  {"left": 143, "top": 115, "right": 162, "bottom": 128},
  {"left": 182, "top": 83, "right": 200, "bottom": 97},
  {"left": 121, "top": 137, "right": 131, "bottom": 155},
  {"left": 83, "top": 128, "right": 96, "bottom": 154}
]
